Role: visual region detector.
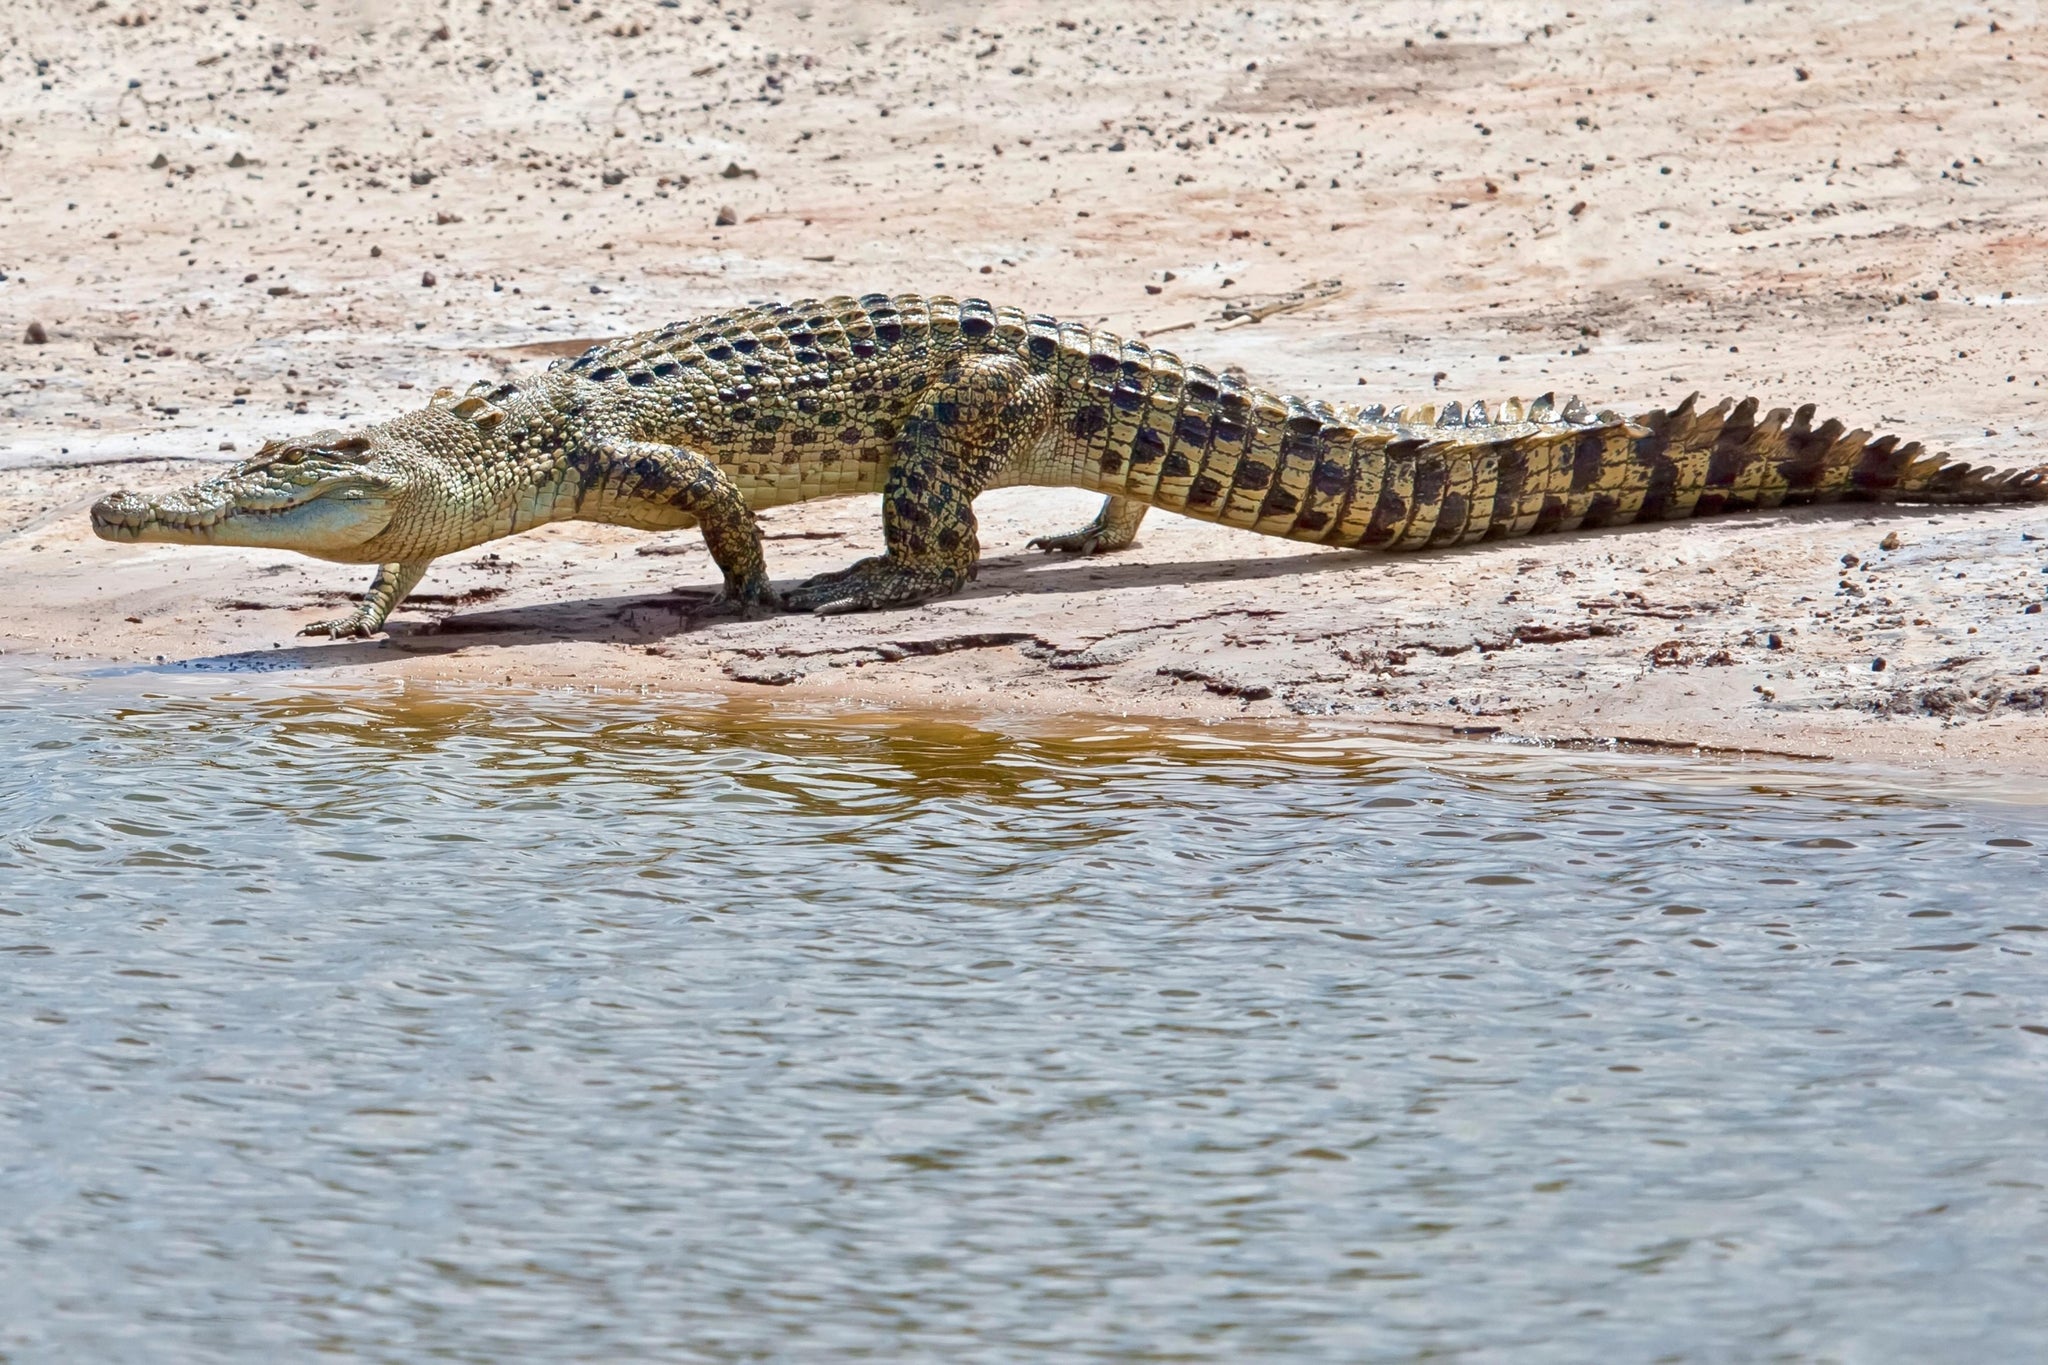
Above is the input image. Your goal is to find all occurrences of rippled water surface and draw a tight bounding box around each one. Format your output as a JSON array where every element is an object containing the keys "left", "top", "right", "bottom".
[{"left": 3, "top": 667, "right": 2046, "bottom": 1362}]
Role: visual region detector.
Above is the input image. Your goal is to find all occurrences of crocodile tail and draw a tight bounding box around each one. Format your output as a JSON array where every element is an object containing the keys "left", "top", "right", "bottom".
[
  {"left": 1631, "top": 393, "right": 2048, "bottom": 513},
  {"left": 1277, "top": 393, "right": 2046, "bottom": 551}
]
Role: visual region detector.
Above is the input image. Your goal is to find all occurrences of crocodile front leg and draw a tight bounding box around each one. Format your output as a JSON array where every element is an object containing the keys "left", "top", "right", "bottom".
[
  {"left": 782, "top": 355, "right": 1055, "bottom": 615},
  {"left": 602, "top": 439, "right": 778, "bottom": 616},
  {"left": 1028, "top": 494, "right": 1149, "bottom": 555},
  {"left": 300, "top": 560, "right": 432, "bottom": 639}
]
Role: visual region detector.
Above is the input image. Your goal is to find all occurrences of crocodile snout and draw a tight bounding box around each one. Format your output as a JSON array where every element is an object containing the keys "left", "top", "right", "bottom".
[{"left": 90, "top": 490, "right": 154, "bottom": 541}]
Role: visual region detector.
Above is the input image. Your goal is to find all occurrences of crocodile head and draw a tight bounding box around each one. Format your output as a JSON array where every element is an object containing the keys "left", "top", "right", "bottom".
[{"left": 93, "top": 426, "right": 414, "bottom": 562}]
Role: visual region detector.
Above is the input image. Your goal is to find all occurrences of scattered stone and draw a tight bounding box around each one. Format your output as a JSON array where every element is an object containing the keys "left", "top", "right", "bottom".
[
  {"left": 601, "top": 168, "right": 626, "bottom": 185},
  {"left": 435, "top": 210, "right": 462, "bottom": 224},
  {"left": 149, "top": 152, "right": 168, "bottom": 169},
  {"left": 410, "top": 168, "right": 434, "bottom": 186},
  {"left": 714, "top": 205, "right": 738, "bottom": 226},
  {"left": 1879, "top": 531, "right": 1903, "bottom": 552},
  {"left": 24, "top": 321, "right": 49, "bottom": 344},
  {"left": 266, "top": 284, "right": 291, "bottom": 296},
  {"left": 370, "top": 244, "right": 383, "bottom": 257},
  {"left": 228, "top": 151, "right": 249, "bottom": 168},
  {"left": 724, "top": 656, "right": 806, "bottom": 685},
  {"left": 719, "top": 162, "right": 757, "bottom": 179},
  {"left": 421, "top": 271, "right": 437, "bottom": 287}
]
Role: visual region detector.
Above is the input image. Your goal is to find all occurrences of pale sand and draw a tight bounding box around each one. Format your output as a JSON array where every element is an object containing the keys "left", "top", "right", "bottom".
[{"left": 2, "top": 0, "right": 2043, "bottom": 772}]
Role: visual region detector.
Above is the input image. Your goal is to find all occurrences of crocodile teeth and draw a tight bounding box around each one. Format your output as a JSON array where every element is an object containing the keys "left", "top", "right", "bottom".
[
  {"left": 1562, "top": 396, "right": 1590, "bottom": 423},
  {"left": 1501, "top": 397, "right": 1525, "bottom": 423},
  {"left": 1467, "top": 400, "right": 1490, "bottom": 426},
  {"left": 1437, "top": 401, "right": 1464, "bottom": 427},
  {"left": 1528, "top": 393, "right": 1556, "bottom": 422}
]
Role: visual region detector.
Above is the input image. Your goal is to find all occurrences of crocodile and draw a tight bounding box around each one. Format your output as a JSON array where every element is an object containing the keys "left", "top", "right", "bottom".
[{"left": 91, "top": 292, "right": 2047, "bottom": 637}]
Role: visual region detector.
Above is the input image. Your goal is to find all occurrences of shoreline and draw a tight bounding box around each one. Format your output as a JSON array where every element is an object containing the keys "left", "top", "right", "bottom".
[{"left": 17, "top": 632, "right": 2048, "bottom": 805}]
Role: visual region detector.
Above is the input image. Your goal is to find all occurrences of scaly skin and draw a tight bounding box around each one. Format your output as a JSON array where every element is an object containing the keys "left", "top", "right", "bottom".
[{"left": 91, "top": 293, "right": 2048, "bottom": 636}]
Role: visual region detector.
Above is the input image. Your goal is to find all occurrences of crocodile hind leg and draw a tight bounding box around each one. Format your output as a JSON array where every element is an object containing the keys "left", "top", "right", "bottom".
[
  {"left": 782, "top": 355, "right": 1055, "bottom": 615},
  {"left": 598, "top": 439, "right": 778, "bottom": 616},
  {"left": 300, "top": 560, "right": 432, "bottom": 638},
  {"left": 1028, "top": 494, "right": 1149, "bottom": 555}
]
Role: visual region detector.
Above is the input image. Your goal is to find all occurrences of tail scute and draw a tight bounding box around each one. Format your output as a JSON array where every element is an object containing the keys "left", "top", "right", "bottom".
[
  {"left": 1257, "top": 384, "right": 2044, "bottom": 553},
  {"left": 1652, "top": 393, "right": 2047, "bottom": 512}
]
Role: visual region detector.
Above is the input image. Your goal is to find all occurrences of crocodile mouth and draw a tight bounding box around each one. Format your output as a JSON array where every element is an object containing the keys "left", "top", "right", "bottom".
[
  {"left": 91, "top": 490, "right": 320, "bottom": 541},
  {"left": 90, "top": 483, "right": 391, "bottom": 550}
]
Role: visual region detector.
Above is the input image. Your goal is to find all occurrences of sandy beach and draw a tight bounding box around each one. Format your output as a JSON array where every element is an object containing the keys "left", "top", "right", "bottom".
[{"left": 3, "top": 0, "right": 2044, "bottom": 772}]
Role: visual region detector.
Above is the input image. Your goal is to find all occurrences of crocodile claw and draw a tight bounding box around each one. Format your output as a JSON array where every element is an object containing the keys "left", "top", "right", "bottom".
[
  {"left": 1027, "top": 529, "right": 1105, "bottom": 555},
  {"left": 686, "top": 572, "right": 782, "bottom": 620},
  {"left": 779, "top": 555, "right": 967, "bottom": 614},
  {"left": 298, "top": 614, "right": 380, "bottom": 639}
]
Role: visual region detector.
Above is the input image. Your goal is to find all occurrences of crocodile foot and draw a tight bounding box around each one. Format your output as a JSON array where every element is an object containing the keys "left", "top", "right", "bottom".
[
  {"left": 1027, "top": 497, "right": 1145, "bottom": 555},
  {"left": 299, "top": 613, "right": 383, "bottom": 639},
  {"left": 690, "top": 572, "right": 782, "bottom": 620},
  {"left": 779, "top": 555, "right": 969, "bottom": 616},
  {"left": 1027, "top": 527, "right": 1110, "bottom": 555}
]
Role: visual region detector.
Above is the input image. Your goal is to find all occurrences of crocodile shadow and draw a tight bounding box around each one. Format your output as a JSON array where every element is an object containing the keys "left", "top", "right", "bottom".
[{"left": 109, "top": 500, "right": 1989, "bottom": 676}]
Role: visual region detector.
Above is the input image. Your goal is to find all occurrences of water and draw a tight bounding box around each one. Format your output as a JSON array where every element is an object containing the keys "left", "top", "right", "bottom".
[{"left": 3, "top": 667, "right": 2046, "bottom": 1362}]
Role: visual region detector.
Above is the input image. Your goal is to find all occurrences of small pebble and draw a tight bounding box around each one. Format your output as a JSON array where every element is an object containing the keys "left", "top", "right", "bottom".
[
  {"left": 23, "top": 321, "right": 49, "bottom": 344},
  {"left": 1880, "top": 531, "right": 1903, "bottom": 551},
  {"left": 421, "top": 271, "right": 437, "bottom": 287}
]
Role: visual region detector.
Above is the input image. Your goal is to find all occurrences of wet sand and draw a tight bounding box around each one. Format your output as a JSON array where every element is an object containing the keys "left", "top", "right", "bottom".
[{"left": 3, "top": 0, "right": 2044, "bottom": 771}]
